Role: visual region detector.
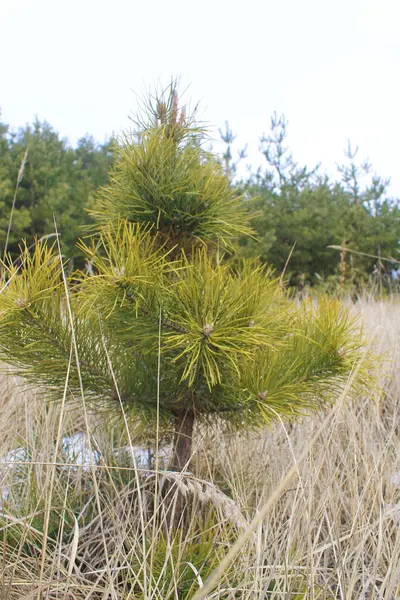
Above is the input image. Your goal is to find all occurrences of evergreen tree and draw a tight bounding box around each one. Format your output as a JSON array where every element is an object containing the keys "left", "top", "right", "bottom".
[
  {"left": 0, "top": 85, "right": 368, "bottom": 527},
  {"left": 0, "top": 119, "right": 114, "bottom": 262},
  {"left": 238, "top": 115, "right": 400, "bottom": 288}
]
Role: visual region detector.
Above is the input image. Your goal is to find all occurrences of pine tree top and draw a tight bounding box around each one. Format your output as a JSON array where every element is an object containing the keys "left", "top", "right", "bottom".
[
  {"left": 0, "top": 83, "right": 373, "bottom": 440},
  {"left": 88, "top": 84, "right": 253, "bottom": 254}
]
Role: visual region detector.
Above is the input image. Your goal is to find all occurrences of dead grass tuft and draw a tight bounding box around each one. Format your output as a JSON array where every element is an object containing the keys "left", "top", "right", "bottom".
[{"left": 0, "top": 297, "right": 400, "bottom": 599}]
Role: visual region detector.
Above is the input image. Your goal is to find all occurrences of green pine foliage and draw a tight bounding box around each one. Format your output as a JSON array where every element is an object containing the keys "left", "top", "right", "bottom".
[
  {"left": 0, "top": 117, "right": 114, "bottom": 263},
  {"left": 128, "top": 526, "right": 238, "bottom": 599},
  {"left": 89, "top": 92, "right": 252, "bottom": 253},
  {"left": 0, "top": 84, "right": 370, "bottom": 468},
  {"left": 1, "top": 105, "right": 399, "bottom": 289},
  {"left": 0, "top": 244, "right": 117, "bottom": 408},
  {"left": 232, "top": 115, "right": 400, "bottom": 289}
]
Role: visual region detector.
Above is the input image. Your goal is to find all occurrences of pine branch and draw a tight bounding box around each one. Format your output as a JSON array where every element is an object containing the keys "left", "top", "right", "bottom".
[{"left": 0, "top": 244, "right": 119, "bottom": 410}]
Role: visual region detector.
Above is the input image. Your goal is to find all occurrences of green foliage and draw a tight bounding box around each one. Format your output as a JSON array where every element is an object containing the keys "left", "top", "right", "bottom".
[
  {"left": 229, "top": 115, "right": 400, "bottom": 289},
  {"left": 1, "top": 102, "right": 398, "bottom": 289},
  {"left": 0, "top": 244, "right": 118, "bottom": 410},
  {"left": 0, "top": 119, "right": 114, "bottom": 262},
  {"left": 0, "top": 85, "right": 371, "bottom": 463},
  {"left": 244, "top": 297, "right": 369, "bottom": 421},
  {"left": 90, "top": 91, "right": 252, "bottom": 252},
  {"left": 128, "top": 525, "right": 238, "bottom": 599},
  {"left": 77, "top": 220, "right": 172, "bottom": 331},
  {"left": 161, "top": 252, "right": 286, "bottom": 388}
]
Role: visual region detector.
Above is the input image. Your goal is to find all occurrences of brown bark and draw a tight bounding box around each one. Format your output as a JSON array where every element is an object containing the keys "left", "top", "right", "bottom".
[
  {"left": 164, "top": 408, "right": 195, "bottom": 530},
  {"left": 170, "top": 408, "right": 195, "bottom": 471}
]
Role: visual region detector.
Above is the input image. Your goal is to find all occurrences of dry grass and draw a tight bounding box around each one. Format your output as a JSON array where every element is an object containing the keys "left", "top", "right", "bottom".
[{"left": 0, "top": 297, "right": 400, "bottom": 599}]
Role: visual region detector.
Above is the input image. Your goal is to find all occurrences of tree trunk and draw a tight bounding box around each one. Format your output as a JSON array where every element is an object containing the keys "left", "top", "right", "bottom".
[
  {"left": 164, "top": 408, "right": 195, "bottom": 530},
  {"left": 170, "top": 408, "right": 195, "bottom": 471}
]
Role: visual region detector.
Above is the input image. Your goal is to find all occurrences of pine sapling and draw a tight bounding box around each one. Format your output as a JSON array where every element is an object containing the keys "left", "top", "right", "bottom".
[{"left": 0, "top": 83, "right": 370, "bottom": 529}]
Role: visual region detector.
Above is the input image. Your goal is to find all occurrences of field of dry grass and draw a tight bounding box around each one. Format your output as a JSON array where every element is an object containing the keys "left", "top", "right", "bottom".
[{"left": 0, "top": 297, "right": 400, "bottom": 599}]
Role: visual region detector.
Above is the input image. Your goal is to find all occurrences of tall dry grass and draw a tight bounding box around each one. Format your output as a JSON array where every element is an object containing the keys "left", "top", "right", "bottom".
[{"left": 0, "top": 297, "right": 399, "bottom": 599}]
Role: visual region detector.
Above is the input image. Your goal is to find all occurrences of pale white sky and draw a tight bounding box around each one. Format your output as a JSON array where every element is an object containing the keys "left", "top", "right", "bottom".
[{"left": 1, "top": 0, "right": 399, "bottom": 193}]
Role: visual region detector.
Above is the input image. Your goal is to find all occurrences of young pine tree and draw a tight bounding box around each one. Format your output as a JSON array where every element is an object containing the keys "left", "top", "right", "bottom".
[{"left": 0, "top": 85, "right": 367, "bottom": 504}]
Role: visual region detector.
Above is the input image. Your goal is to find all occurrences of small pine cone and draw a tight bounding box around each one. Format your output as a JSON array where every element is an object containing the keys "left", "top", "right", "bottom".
[
  {"left": 257, "top": 390, "right": 268, "bottom": 400},
  {"left": 203, "top": 323, "right": 214, "bottom": 337},
  {"left": 113, "top": 266, "right": 125, "bottom": 278},
  {"left": 248, "top": 320, "right": 255, "bottom": 328},
  {"left": 14, "top": 297, "right": 28, "bottom": 308}
]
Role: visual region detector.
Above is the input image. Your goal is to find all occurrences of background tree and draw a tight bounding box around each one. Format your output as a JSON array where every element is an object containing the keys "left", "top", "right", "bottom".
[
  {"left": 1, "top": 106, "right": 399, "bottom": 289},
  {"left": 0, "top": 119, "right": 115, "bottom": 263},
  {"left": 218, "top": 120, "right": 248, "bottom": 178},
  {"left": 236, "top": 115, "right": 400, "bottom": 288},
  {"left": 0, "top": 86, "right": 370, "bottom": 526}
]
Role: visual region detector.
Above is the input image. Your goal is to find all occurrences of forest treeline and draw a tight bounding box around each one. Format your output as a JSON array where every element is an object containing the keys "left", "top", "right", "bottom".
[
  {"left": 0, "top": 117, "right": 114, "bottom": 263},
  {"left": 1, "top": 112, "right": 399, "bottom": 290}
]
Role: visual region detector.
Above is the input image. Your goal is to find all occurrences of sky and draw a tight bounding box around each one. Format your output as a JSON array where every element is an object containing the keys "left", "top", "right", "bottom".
[{"left": 1, "top": 0, "right": 399, "bottom": 194}]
